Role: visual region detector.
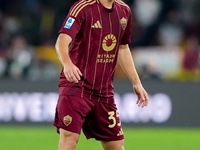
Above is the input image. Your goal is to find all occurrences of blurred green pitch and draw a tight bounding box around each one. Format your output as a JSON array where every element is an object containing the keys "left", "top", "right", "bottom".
[{"left": 0, "top": 126, "right": 199, "bottom": 150}]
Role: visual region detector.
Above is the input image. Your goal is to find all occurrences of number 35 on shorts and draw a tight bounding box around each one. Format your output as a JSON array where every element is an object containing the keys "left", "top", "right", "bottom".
[{"left": 108, "top": 110, "right": 121, "bottom": 128}]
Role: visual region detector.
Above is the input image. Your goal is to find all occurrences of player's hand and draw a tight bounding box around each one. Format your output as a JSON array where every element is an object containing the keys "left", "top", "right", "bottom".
[
  {"left": 63, "top": 62, "right": 82, "bottom": 83},
  {"left": 133, "top": 84, "right": 149, "bottom": 108}
]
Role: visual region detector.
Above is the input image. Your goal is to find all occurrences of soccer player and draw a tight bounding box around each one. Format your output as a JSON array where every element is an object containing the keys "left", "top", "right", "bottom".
[{"left": 53, "top": 0, "right": 149, "bottom": 150}]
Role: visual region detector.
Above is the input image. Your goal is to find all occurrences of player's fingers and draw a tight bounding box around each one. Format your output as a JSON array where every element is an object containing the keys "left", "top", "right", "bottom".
[
  {"left": 141, "top": 100, "right": 146, "bottom": 108},
  {"left": 145, "top": 100, "right": 149, "bottom": 106},
  {"left": 69, "top": 71, "right": 79, "bottom": 83},
  {"left": 72, "top": 70, "right": 81, "bottom": 83},
  {"left": 138, "top": 98, "right": 143, "bottom": 107},
  {"left": 65, "top": 73, "right": 72, "bottom": 82},
  {"left": 77, "top": 68, "right": 82, "bottom": 76},
  {"left": 65, "top": 71, "right": 76, "bottom": 83},
  {"left": 63, "top": 68, "right": 71, "bottom": 81},
  {"left": 137, "top": 93, "right": 144, "bottom": 105},
  {"left": 68, "top": 74, "right": 74, "bottom": 83},
  {"left": 138, "top": 95, "right": 146, "bottom": 107},
  {"left": 144, "top": 92, "right": 149, "bottom": 107},
  {"left": 137, "top": 96, "right": 142, "bottom": 105},
  {"left": 141, "top": 92, "right": 145, "bottom": 101},
  {"left": 138, "top": 101, "right": 145, "bottom": 108}
]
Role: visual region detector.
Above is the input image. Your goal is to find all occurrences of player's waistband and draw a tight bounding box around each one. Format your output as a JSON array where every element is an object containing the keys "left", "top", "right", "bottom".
[{"left": 59, "top": 86, "right": 115, "bottom": 103}]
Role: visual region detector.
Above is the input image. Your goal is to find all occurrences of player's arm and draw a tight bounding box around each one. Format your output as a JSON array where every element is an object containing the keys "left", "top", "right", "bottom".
[
  {"left": 55, "top": 33, "right": 82, "bottom": 83},
  {"left": 118, "top": 44, "right": 149, "bottom": 108}
]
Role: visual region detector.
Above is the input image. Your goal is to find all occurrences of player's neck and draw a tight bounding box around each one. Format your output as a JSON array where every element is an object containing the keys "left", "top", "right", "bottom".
[{"left": 99, "top": 0, "right": 115, "bottom": 9}]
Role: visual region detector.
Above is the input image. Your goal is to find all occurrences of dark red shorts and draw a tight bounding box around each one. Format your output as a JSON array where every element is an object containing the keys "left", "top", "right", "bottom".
[{"left": 53, "top": 95, "right": 124, "bottom": 141}]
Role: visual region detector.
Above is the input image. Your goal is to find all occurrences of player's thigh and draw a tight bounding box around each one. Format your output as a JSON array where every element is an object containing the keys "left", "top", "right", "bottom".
[
  {"left": 58, "top": 128, "right": 80, "bottom": 150},
  {"left": 53, "top": 95, "right": 94, "bottom": 134},
  {"left": 82, "top": 100, "right": 124, "bottom": 141},
  {"left": 101, "top": 139, "right": 125, "bottom": 150}
]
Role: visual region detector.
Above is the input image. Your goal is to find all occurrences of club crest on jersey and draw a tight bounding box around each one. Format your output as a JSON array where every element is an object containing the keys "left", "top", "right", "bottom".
[
  {"left": 120, "top": 17, "right": 127, "bottom": 30},
  {"left": 63, "top": 115, "right": 72, "bottom": 126},
  {"left": 64, "top": 17, "right": 75, "bottom": 29}
]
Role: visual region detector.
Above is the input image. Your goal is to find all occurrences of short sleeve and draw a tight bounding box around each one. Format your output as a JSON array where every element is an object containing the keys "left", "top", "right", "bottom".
[
  {"left": 59, "top": 3, "right": 84, "bottom": 39},
  {"left": 121, "top": 10, "right": 132, "bottom": 45}
]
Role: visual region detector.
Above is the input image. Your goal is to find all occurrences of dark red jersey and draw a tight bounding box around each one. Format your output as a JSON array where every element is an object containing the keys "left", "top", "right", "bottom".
[{"left": 58, "top": 0, "right": 132, "bottom": 102}]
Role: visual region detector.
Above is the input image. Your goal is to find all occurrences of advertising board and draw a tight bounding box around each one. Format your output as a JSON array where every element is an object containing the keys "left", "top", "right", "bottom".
[{"left": 0, "top": 80, "right": 199, "bottom": 127}]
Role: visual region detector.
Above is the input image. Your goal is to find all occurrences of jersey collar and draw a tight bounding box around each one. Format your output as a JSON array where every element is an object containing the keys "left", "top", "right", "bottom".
[{"left": 97, "top": 0, "right": 115, "bottom": 12}]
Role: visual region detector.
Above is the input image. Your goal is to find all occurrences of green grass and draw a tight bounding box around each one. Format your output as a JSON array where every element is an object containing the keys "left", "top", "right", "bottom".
[{"left": 0, "top": 126, "right": 199, "bottom": 150}]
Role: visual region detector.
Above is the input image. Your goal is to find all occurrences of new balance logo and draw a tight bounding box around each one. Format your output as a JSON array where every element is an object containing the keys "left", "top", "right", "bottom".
[{"left": 92, "top": 21, "right": 102, "bottom": 28}]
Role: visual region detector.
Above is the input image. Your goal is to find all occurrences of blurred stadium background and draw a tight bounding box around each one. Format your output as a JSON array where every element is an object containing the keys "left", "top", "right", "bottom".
[{"left": 0, "top": 0, "right": 200, "bottom": 150}]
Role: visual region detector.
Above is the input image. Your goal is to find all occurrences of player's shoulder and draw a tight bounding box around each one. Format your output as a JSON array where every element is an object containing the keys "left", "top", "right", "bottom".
[
  {"left": 115, "top": 0, "right": 131, "bottom": 12},
  {"left": 69, "top": 0, "right": 97, "bottom": 18}
]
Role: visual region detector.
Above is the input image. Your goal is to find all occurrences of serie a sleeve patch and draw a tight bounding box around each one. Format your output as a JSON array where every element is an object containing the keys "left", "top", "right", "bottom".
[{"left": 64, "top": 17, "right": 75, "bottom": 29}]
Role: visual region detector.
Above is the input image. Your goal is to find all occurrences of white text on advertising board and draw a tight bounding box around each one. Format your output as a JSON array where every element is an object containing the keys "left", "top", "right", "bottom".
[{"left": 0, "top": 92, "right": 172, "bottom": 123}]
